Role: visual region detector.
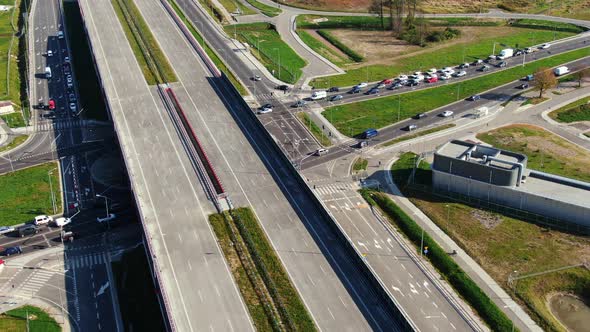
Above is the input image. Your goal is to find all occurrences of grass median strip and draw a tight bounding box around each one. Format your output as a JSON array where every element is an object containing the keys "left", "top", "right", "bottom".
[
  {"left": 296, "top": 30, "right": 349, "bottom": 67},
  {"left": 324, "top": 46, "right": 590, "bottom": 137},
  {"left": 243, "top": 0, "right": 281, "bottom": 17},
  {"left": 548, "top": 96, "right": 590, "bottom": 122},
  {"left": 112, "top": 0, "right": 177, "bottom": 85},
  {"left": 382, "top": 124, "right": 455, "bottom": 147},
  {"left": 352, "top": 157, "right": 367, "bottom": 172},
  {"left": 0, "top": 134, "right": 27, "bottom": 153},
  {"left": 0, "top": 162, "right": 62, "bottom": 226},
  {"left": 169, "top": 0, "right": 247, "bottom": 95},
  {"left": 0, "top": 111, "right": 25, "bottom": 128},
  {"left": 227, "top": 23, "right": 306, "bottom": 84},
  {"left": 296, "top": 112, "right": 331, "bottom": 146},
  {"left": 230, "top": 207, "right": 316, "bottom": 331}
]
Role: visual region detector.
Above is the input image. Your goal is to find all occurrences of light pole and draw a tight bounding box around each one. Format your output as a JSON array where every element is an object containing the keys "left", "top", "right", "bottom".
[
  {"left": 48, "top": 168, "right": 57, "bottom": 214},
  {"left": 492, "top": 41, "right": 497, "bottom": 56}
]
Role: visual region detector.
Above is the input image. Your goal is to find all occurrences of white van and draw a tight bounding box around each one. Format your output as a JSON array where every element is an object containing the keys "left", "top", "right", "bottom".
[
  {"left": 45, "top": 66, "right": 52, "bottom": 78},
  {"left": 311, "top": 90, "right": 327, "bottom": 100},
  {"left": 55, "top": 217, "right": 71, "bottom": 227},
  {"left": 34, "top": 215, "right": 53, "bottom": 226},
  {"left": 315, "top": 148, "right": 329, "bottom": 156}
]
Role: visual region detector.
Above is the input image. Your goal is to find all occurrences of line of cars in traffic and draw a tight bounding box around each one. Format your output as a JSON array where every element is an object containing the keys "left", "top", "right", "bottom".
[{"left": 39, "top": 30, "right": 78, "bottom": 120}]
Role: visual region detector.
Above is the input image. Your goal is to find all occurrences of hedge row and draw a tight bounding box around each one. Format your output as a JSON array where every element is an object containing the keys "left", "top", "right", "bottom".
[
  {"left": 316, "top": 30, "right": 364, "bottom": 62},
  {"left": 510, "top": 19, "right": 586, "bottom": 34},
  {"left": 361, "top": 191, "right": 516, "bottom": 331}
]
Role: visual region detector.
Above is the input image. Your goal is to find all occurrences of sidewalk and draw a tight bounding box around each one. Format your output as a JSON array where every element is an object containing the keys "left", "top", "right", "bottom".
[{"left": 367, "top": 158, "right": 542, "bottom": 332}]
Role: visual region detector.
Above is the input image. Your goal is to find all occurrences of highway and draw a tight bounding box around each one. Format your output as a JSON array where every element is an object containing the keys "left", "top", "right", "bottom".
[
  {"left": 132, "top": 0, "right": 409, "bottom": 329},
  {"left": 76, "top": 0, "right": 257, "bottom": 330},
  {"left": 302, "top": 54, "right": 590, "bottom": 170}
]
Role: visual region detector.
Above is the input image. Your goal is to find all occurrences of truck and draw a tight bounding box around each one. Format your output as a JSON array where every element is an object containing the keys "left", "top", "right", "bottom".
[
  {"left": 497, "top": 48, "right": 514, "bottom": 60},
  {"left": 554, "top": 66, "right": 570, "bottom": 76},
  {"left": 45, "top": 66, "right": 52, "bottom": 79},
  {"left": 311, "top": 90, "right": 327, "bottom": 100}
]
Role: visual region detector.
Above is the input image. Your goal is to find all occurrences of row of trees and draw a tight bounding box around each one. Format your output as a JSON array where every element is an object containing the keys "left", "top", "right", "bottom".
[{"left": 535, "top": 67, "right": 590, "bottom": 98}]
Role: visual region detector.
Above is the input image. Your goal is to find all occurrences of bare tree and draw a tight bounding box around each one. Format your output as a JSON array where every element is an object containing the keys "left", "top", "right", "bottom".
[
  {"left": 533, "top": 67, "right": 557, "bottom": 98},
  {"left": 390, "top": 0, "right": 403, "bottom": 34},
  {"left": 573, "top": 68, "right": 590, "bottom": 87},
  {"left": 368, "top": 0, "right": 384, "bottom": 30}
]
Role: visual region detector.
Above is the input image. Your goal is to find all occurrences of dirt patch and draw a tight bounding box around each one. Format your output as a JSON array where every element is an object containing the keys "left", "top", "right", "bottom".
[
  {"left": 280, "top": 0, "right": 371, "bottom": 12},
  {"left": 328, "top": 26, "right": 519, "bottom": 68},
  {"left": 470, "top": 209, "right": 503, "bottom": 229}
]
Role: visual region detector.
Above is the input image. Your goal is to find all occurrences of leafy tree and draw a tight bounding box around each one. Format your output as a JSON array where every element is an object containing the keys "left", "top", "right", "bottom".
[{"left": 533, "top": 67, "right": 557, "bottom": 98}]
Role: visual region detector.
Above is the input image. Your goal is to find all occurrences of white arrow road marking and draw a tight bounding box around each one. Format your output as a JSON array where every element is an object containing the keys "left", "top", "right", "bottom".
[
  {"left": 391, "top": 285, "right": 405, "bottom": 297},
  {"left": 96, "top": 282, "right": 109, "bottom": 296},
  {"left": 409, "top": 283, "right": 419, "bottom": 295}
]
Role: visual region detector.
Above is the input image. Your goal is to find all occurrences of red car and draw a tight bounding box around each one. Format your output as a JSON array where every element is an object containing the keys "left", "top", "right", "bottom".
[
  {"left": 427, "top": 76, "right": 438, "bottom": 83},
  {"left": 381, "top": 78, "right": 394, "bottom": 85},
  {"left": 48, "top": 99, "right": 55, "bottom": 110}
]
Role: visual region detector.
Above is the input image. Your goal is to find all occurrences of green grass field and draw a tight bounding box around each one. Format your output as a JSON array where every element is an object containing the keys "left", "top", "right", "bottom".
[
  {"left": 243, "top": 0, "right": 281, "bottom": 17},
  {"left": 112, "top": 0, "right": 177, "bottom": 85},
  {"left": 548, "top": 96, "right": 590, "bottom": 123},
  {"left": 390, "top": 152, "right": 590, "bottom": 331},
  {"left": 296, "top": 30, "right": 350, "bottom": 67},
  {"left": 477, "top": 124, "right": 590, "bottom": 182},
  {"left": 0, "top": 111, "right": 25, "bottom": 128},
  {"left": 324, "top": 46, "right": 590, "bottom": 137},
  {"left": 227, "top": 23, "right": 306, "bottom": 84},
  {"left": 296, "top": 112, "right": 331, "bottom": 146},
  {"left": 0, "top": 134, "right": 27, "bottom": 152},
  {"left": 0, "top": 305, "right": 60, "bottom": 332},
  {"left": 63, "top": 2, "right": 108, "bottom": 121},
  {"left": 0, "top": 162, "right": 61, "bottom": 226},
  {"left": 310, "top": 27, "right": 574, "bottom": 88},
  {"left": 352, "top": 157, "right": 368, "bottom": 171},
  {"left": 169, "top": 0, "right": 247, "bottom": 95},
  {"left": 218, "top": 0, "right": 256, "bottom": 15}
]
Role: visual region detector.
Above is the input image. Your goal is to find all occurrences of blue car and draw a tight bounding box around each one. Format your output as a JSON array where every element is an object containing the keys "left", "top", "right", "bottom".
[
  {"left": 365, "top": 88, "right": 379, "bottom": 95},
  {"left": 349, "top": 87, "right": 361, "bottom": 94},
  {"left": 4, "top": 246, "right": 22, "bottom": 256}
]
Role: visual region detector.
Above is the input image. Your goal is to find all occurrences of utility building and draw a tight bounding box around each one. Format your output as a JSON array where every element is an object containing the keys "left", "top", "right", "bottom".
[{"left": 432, "top": 140, "right": 590, "bottom": 232}]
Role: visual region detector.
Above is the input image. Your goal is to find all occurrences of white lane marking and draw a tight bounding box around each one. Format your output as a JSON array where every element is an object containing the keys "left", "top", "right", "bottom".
[{"left": 391, "top": 285, "right": 405, "bottom": 297}]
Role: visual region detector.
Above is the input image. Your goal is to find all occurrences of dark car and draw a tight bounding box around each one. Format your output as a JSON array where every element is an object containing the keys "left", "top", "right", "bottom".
[
  {"left": 407, "top": 80, "right": 419, "bottom": 87},
  {"left": 405, "top": 124, "right": 418, "bottom": 131},
  {"left": 497, "top": 61, "right": 507, "bottom": 68},
  {"left": 517, "top": 83, "right": 529, "bottom": 89},
  {"left": 413, "top": 112, "right": 427, "bottom": 119},
  {"left": 41, "top": 112, "right": 56, "bottom": 119},
  {"left": 292, "top": 100, "right": 307, "bottom": 108},
  {"left": 479, "top": 65, "right": 490, "bottom": 72},
  {"left": 514, "top": 50, "right": 523, "bottom": 56},
  {"left": 3, "top": 246, "right": 22, "bottom": 256},
  {"left": 349, "top": 86, "right": 361, "bottom": 94},
  {"left": 388, "top": 83, "right": 403, "bottom": 90},
  {"left": 68, "top": 93, "right": 77, "bottom": 102},
  {"left": 327, "top": 87, "right": 339, "bottom": 92},
  {"left": 18, "top": 225, "right": 38, "bottom": 237},
  {"left": 259, "top": 103, "right": 272, "bottom": 110},
  {"left": 276, "top": 85, "right": 289, "bottom": 91},
  {"left": 467, "top": 95, "right": 481, "bottom": 101},
  {"left": 365, "top": 88, "right": 379, "bottom": 95},
  {"left": 329, "top": 94, "right": 343, "bottom": 102}
]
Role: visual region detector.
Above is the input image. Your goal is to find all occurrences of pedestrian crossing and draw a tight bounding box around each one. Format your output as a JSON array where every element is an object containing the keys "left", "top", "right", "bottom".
[
  {"left": 36, "top": 119, "right": 83, "bottom": 132},
  {"left": 65, "top": 252, "right": 107, "bottom": 270},
  {"left": 313, "top": 182, "right": 358, "bottom": 196},
  {"left": 14, "top": 269, "right": 55, "bottom": 298}
]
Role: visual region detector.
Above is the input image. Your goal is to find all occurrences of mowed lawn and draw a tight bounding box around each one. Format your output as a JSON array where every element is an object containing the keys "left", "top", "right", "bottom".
[
  {"left": 548, "top": 96, "right": 590, "bottom": 123},
  {"left": 310, "top": 27, "right": 574, "bottom": 88},
  {"left": 228, "top": 23, "right": 306, "bottom": 84},
  {"left": 324, "top": 46, "right": 590, "bottom": 137},
  {"left": 0, "top": 305, "right": 61, "bottom": 332},
  {"left": 0, "top": 162, "right": 62, "bottom": 226},
  {"left": 477, "top": 124, "right": 590, "bottom": 182},
  {"left": 0, "top": 0, "right": 24, "bottom": 126}
]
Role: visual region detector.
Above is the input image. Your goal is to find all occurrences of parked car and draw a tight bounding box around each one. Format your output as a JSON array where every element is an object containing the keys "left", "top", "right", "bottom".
[
  {"left": 440, "top": 110, "right": 454, "bottom": 117},
  {"left": 443, "top": 68, "right": 455, "bottom": 75},
  {"left": 427, "top": 76, "right": 438, "bottom": 83},
  {"left": 459, "top": 63, "right": 470, "bottom": 69},
  {"left": 55, "top": 217, "right": 71, "bottom": 227},
  {"left": 525, "top": 74, "right": 534, "bottom": 81},
  {"left": 329, "top": 94, "right": 343, "bottom": 102},
  {"left": 69, "top": 93, "right": 76, "bottom": 102},
  {"left": 388, "top": 83, "right": 403, "bottom": 90},
  {"left": 47, "top": 50, "right": 53, "bottom": 57},
  {"left": 381, "top": 78, "right": 394, "bottom": 85},
  {"left": 413, "top": 112, "right": 427, "bottom": 119},
  {"left": 427, "top": 68, "right": 437, "bottom": 75},
  {"left": 517, "top": 83, "right": 529, "bottom": 89},
  {"left": 3, "top": 246, "right": 22, "bottom": 256},
  {"left": 405, "top": 124, "right": 418, "bottom": 131},
  {"left": 525, "top": 47, "right": 533, "bottom": 54},
  {"left": 479, "top": 65, "right": 490, "bottom": 72},
  {"left": 34, "top": 215, "right": 53, "bottom": 226},
  {"left": 397, "top": 75, "right": 408, "bottom": 81},
  {"left": 440, "top": 74, "right": 452, "bottom": 80},
  {"left": 356, "top": 82, "right": 368, "bottom": 89},
  {"left": 64, "top": 56, "right": 70, "bottom": 63},
  {"left": 377, "top": 83, "right": 386, "bottom": 89},
  {"left": 69, "top": 103, "right": 77, "bottom": 112},
  {"left": 514, "top": 50, "right": 524, "bottom": 56},
  {"left": 406, "top": 80, "right": 420, "bottom": 87},
  {"left": 57, "top": 31, "right": 64, "bottom": 39},
  {"left": 454, "top": 71, "right": 467, "bottom": 77},
  {"left": 488, "top": 54, "right": 497, "bottom": 60},
  {"left": 327, "top": 86, "right": 340, "bottom": 92},
  {"left": 48, "top": 99, "right": 56, "bottom": 110},
  {"left": 540, "top": 43, "right": 551, "bottom": 49},
  {"left": 467, "top": 95, "right": 481, "bottom": 101},
  {"left": 473, "top": 59, "right": 483, "bottom": 65},
  {"left": 97, "top": 213, "right": 116, "bottom": 223},
  {"left": 497, "top": 61, "right": 507, "bottom": 68},
  {"left": 0, "top": 226, "right": 15, "bottom": 235},
  {"left": 18, "top": 224, "right": 38, "bottom": 237}
]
